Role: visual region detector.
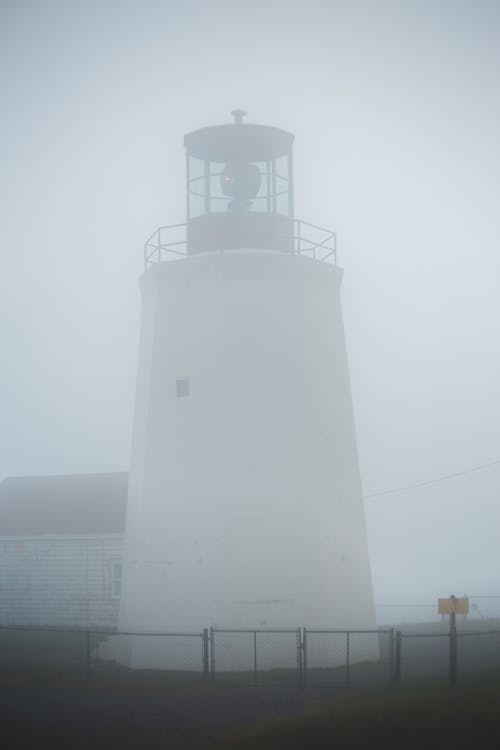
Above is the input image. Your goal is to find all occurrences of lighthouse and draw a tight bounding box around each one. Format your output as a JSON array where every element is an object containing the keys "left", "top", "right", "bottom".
[{"left": 118, "top": 112, "right": 376, "bottom": 653}]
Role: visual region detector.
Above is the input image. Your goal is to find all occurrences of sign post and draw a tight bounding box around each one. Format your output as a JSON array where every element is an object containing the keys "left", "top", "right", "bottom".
[{"left": 437, "top": 595, "right": 469, "bottom": 683}]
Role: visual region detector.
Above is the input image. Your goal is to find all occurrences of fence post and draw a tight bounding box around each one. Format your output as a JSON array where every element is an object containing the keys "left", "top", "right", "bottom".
[
  {"left": 296, "top": 628, "right": 302, "bottom": 688},
  {"left": 253, "top": 631, "right": 258, "bottom": 687},
  {"left": 449, "top": 612, "right": 457, "bottom": 684},
  {"left": 389, "top": 627, "right": 395, "bottom": 683},
  {"left": 394, "top": 630, "right": 402, "bottom": 683},
  {"left": 209, "top": 627, "right": 215, "bottom": 678},
  {"left": 346, "top": 631, "right": 350, "bottom": 688},
  {"left": 85, "top": 631, "right": 91, "bottom": 676},
  {"left": 202, "top": 628, "right": 209, "bottom": 677},
  {"left": 302, "top": 627, "right": 308, "bottom": 688}
]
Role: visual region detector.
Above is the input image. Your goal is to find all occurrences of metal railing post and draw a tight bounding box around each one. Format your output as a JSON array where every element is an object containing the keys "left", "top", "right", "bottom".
[
  {"left": 389, "top": 627, "right": 395, "bottom": 683},
  {"left": 346, "top": 631, "right": 350, "bottom": 688},
  {"left": 449, "top": 612, "right": 457, "bottom": 683},
  {"left": 85, "top": 631, "right": 91, "bottom": 676},
  {"left": 210, "top": 627, "right": 215, "bottom": 678},
  {"left": 394, "top": 630, "right": 402, "bottom": 683},
  {"left": 202, "top": 628, "right": 209, "bottom": 677},
  {"left": 302, "top": 627, "right": 308, "bottom": 688},
  {"left": 253, "top": 630, "right": 258, "bottom": 686},
  {"left": 296, "top": 628, "right": 302, "bottom": 687}
]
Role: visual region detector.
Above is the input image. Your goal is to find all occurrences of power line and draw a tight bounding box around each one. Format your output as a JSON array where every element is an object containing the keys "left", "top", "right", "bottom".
[
  {"left": 363, "top": 459, "right": 500, "bottom": 499},
  {"left": 467, "top": 595, "right": 500, "bottom": 599}
]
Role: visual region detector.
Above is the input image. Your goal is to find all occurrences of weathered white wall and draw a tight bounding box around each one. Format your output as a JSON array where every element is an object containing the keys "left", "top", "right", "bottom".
[
  {"left": 0, "top": 535, "right": 123, "bottom": 628},
  {"left": 120, "top": 250, "right": 376, "bottom": 641}
]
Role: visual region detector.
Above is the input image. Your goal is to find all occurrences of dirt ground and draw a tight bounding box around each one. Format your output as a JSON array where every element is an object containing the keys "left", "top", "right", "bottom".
[{"left": 0, "top": 670, "right": 343, "bottom": 749}]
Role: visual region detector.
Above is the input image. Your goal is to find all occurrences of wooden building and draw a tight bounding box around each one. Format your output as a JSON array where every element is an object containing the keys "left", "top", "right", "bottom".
[{"left": 0, "top": 473, "right": 126, "bottom": 629}]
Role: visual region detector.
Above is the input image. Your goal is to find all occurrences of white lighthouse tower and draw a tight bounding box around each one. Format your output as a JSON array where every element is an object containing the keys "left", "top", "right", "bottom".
[{"left": 119, "top": 112, "right": 376, "bottom": 652}]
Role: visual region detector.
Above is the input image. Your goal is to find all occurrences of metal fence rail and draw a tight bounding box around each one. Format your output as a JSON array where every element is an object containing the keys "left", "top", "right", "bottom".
[{"left": 144, "top": 220, "right": 337, "bottom": 268}]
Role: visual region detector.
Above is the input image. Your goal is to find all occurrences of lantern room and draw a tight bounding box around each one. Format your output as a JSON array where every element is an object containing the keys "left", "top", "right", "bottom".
[{"left": 184, "top": 110, "right": 295, "bottom": 254}]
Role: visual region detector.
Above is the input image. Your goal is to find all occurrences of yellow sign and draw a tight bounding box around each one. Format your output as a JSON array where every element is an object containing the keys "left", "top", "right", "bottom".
[{"left": 438, "top": 596, "right": 469, "bottom": 615}]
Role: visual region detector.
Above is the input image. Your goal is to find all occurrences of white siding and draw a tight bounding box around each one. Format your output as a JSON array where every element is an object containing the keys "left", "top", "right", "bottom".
[
  {"left": 0, "top": 535, "right": 123, "bottom": 628},
  {"left": 120, "top": 251, "right": 376, "bottom": 637}
]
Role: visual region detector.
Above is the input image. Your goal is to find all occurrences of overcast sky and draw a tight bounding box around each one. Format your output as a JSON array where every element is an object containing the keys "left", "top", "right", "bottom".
[{"left": 1, "top": 0, "right": 499, "bottom": 619}]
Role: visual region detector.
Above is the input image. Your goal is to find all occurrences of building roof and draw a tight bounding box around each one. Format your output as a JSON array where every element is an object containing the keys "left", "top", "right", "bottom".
[
  {"left": 0, "top": 473, "right": 128, "bottom": 536},
  {"left": 184, "top": 122, "right": 294, "bottom": 162}
]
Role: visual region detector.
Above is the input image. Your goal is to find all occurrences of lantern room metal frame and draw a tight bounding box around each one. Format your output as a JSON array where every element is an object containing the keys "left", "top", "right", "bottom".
[{"left": 144, "top": 111, "right": 337, "bottom": 265}]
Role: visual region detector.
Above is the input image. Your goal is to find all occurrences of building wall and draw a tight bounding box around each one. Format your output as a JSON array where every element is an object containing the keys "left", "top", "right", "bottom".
[
  {"left": 120, "top": 250, "right": 376, "bottom": 639},
  {"left": 0, "top": 535, "right": 123, "bottom": 628}
]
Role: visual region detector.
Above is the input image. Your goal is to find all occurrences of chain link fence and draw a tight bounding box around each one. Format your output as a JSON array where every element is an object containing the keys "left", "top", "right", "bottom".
[
  {"left": 396, "top": 627, "right": 500, "bottom": 682},
  {"left": 303, "top": 628, "right": 393, "bottom": 688},
  {"left": 457, "top": 629, "right": 500, "bottom": 676},
  {"left": 398, "top": 632, "right": 449, "bottom": 681},
  {"left": 0, "top": 626, "right": 209, "bottom": 677},
  {"left": 92, "top": 630, "right": 209, "bottom": 674},
  {"left": 210, "top": 628, "right": 301, "bottom": 686},
  {"left": 3, "top": 623, "right": 500, "bottom": 687},
  {"left": 0, "top": 626, "right": 91, "bottom": 674}
]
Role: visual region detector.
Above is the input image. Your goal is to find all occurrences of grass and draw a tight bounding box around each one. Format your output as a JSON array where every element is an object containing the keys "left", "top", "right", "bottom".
[
  {"left": 3, "top": 624, "right": 500, "bottom": 749},
  {"left": 201, "top": 670, "right": 500, "bottom": 750},
  {"left": 2, "top": 666, "right": 500, "bottom": 749}
]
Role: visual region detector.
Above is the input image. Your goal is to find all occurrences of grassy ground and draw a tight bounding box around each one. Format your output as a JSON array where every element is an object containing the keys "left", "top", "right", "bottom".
[
  {"left": 1, "top": 667, "right": 499, "bottom": 748},
  {"left": 203, "top": 670, "right": 500, "bottom": 750},
  {"left": 2, "top": 624, "right": 500, "bottom": 749}
]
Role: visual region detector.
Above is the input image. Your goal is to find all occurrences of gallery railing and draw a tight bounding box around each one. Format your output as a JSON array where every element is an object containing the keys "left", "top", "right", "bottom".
[{"left": 144, "top": 219, "right": 337, "bottom": 269}]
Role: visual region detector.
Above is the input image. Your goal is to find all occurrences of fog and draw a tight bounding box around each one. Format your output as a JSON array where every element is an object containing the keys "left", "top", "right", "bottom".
[{"left": 1, "top": 0, "right": 500, "bottom": 625}]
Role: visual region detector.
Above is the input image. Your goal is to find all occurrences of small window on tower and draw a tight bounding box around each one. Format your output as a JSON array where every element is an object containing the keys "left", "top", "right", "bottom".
[{"left": 176, "top": 377, "right": 190, "bottom": 398}]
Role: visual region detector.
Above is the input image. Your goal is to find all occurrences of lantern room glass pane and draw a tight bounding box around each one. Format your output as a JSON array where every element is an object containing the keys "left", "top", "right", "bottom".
[
  {"left": 275, "top": 191, "right": 289, "bottom": 215},
  {"left": 188, "top": 155, "right": 205, "bottom": 180},
  {"left": 209, "top": 167, "right": 231, "bottom": 213},
  {"left": 189, "top": 191, "right": 205, "bottom": 218},
  {"left": 187, "top": 154, "right": 291, "bottom": 218},
  {"left": 188, "top": 155, "right": 206, "bottom": 218},
  {"left": 275, "top": 155, "right": 288, "bottom": 180}
]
